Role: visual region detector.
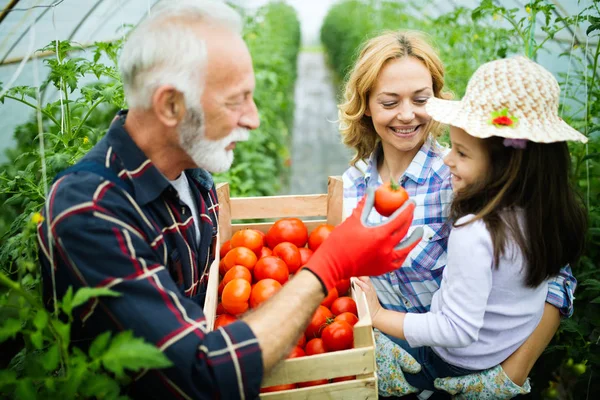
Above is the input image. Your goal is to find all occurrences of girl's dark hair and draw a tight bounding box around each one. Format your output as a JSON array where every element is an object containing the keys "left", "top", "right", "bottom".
[{"left": 450, "top": 138, "right": 587, "bottom": 287}]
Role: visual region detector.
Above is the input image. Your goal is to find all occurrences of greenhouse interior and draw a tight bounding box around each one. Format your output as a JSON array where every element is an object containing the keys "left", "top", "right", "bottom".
[{"left": 0, "top": 0, "right": 598, "bottom": 399}]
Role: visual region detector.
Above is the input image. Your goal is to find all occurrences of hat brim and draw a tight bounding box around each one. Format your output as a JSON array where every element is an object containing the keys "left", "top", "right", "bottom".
[{"left": 426, "top": 97, "right": 588, "bottom": 144}]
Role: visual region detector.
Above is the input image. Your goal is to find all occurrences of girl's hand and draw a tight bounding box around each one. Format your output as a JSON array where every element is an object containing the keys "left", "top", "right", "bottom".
[{"left": 354, "top": 276, "right": 383, "bottom": 328}]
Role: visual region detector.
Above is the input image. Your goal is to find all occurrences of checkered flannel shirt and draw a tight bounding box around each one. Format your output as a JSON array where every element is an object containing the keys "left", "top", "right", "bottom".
[
  {"left": 342, "top": 138, "right": 576, "bottom": 317},
  {"left": 38, "top": 111, "right": 262, "bottom": 399}
]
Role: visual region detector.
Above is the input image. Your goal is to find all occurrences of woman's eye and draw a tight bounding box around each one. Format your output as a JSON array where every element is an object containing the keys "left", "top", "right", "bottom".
[
  {"left": 382, "top": 102, "right": 396, "bottom": 107},
  {"left": 457, "top": 151, "right": 466, "bottom": 157},
  {"left": 414, "top": 98, "right": 429, "bottom": 105}
]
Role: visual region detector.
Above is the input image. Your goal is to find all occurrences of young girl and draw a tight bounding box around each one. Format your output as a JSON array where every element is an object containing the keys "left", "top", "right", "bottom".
[
  {"left": 356, "top": 55, "right": 588, "bottom": 393},
  {"left": 341, "top": 30, "right": 577, "bottom": 397}
]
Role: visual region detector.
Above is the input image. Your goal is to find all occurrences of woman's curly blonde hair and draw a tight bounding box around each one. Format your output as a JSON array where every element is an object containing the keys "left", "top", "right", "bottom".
[{"left": 339, "top": 30, "right": 453, "bottom": 167}]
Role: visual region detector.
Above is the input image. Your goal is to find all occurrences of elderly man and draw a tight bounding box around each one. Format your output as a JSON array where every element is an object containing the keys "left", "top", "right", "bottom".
[{"left": 37, "top": 1, "right": 420, "bottom": 398}]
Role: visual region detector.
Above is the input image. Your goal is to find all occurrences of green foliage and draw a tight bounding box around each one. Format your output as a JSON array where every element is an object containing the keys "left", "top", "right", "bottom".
[
  {"left": 321, "top": 0, "right": 600, "bottom": 398},
  {"left": 0, "top": 2, "right": 301, "bottom": 397}
]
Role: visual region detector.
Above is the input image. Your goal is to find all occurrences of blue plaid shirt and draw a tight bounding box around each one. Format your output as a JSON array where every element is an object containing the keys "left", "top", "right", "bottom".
[
  {"left": 343, "top": 138, "right": 576, "bottom": 317},
  {"left": 38, "top": 111, "right": 263, "bottom": 399}
]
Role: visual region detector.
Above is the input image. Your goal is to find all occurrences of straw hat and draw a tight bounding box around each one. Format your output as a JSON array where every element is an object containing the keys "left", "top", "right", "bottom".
[{"left": 426, "top": 56, "right": 588, "bottom": 143}]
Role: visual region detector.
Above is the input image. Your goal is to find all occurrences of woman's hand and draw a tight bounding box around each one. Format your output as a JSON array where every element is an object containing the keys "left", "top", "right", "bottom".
[{"left": 354, "top": 276, "right": 384, "bottom": 328}]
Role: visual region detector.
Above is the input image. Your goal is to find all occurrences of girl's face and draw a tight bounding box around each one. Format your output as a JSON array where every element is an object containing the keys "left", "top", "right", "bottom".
[
  {"left": 366, "top": 57, "right": 433, "bottom": 157},
  {"left": 444, "top": 126, "right": 491, "bottom": 193}
]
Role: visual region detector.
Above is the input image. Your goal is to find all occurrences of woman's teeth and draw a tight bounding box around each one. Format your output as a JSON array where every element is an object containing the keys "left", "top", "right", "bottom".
[{"left": 391, "top": 126, "right": 418, "bottom": 134}]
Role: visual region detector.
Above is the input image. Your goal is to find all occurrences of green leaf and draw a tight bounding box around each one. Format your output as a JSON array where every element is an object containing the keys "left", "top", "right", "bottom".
[
  {"left": 80, "top": 374, "right": 121, "bottom": 399},
  {"left": 30, "top": 330, "right": 44, "bottom": 350},
  {"left": 0, "top": 369, "right": 17, "bottom": 387},
  {"left": 40, "top": 344, "right": 60, "bottom": 372},
  {"left": 71, "top": 287, "right": 121, "bottom": 310},
  {"left": 0, "top": 318, "right": 22, "bottom": 343},
  {"left": 101, "top": 331, "right": 172, "bottom": 379},
  {"left": 15, "top": 379, "right": 36, "bottom": 399},
  {"left": 33, "top": 309, "right": 48, "bottom": 331},
  {"left": 89, "top": 331, "right": 112, "bottom": 359}
]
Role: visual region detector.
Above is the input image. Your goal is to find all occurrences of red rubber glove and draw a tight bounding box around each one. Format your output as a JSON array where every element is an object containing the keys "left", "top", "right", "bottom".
[{"left": 304, "top": 188, "right": 423, "bottom": 294}]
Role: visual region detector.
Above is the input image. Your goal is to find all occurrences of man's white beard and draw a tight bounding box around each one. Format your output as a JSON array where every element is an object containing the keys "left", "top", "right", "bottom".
[{"left": 178, "top": 107, "right": 250, "bottom": 173}]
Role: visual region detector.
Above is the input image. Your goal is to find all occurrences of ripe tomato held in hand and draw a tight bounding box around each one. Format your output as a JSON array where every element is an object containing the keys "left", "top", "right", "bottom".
[
  {"left": 335, "top": 279, "right": 351, "bottom": 296},
  {"left": 305, "top": 305, "right": 333, "bottom": 339},
  {"left": 374, "top": 181, "right": 409, "bottom": 217},
  {"left": 320, "top": 287, "right": 338, "bottom": 308},
  {"left": 266, "top": 218, "right": 308, "bottom": 248},
  {"left": 298, "top": 247, "right": 313, "bottom": 266},
  {"left": 223, "top": 247, "right": 257, "bottom": 272},
  {"left": 254, "top": 256, "right": 289, "bottom": 285},
  {"left": 334, "top": 312, "right": 359, "bottom": 327},
  {"left": 321, "top": 320, "right": 354, "bottom": 352},
  {"left": 272, "top": 242, "right": 302, "bottom": 273},
  {"left": 331, "top": 296, "right": 358, "bottom": 316},
  {"left": 221, "top": 278, "right": 251, "bottom": 315},
  {"left": 305, "top": 338, "right": 327, "bottom": 355},
  {"left": 231, "top": 229, "right": 264, "bottom": 256},
  {"left": 308, "top": 224, "right": 335, "bottom": 251},
  {"left": 214, "top": 314, "right": 237, "bottom": 329},
  {"left": 250, "top": 278, "right": 282, "bottom": 308}
]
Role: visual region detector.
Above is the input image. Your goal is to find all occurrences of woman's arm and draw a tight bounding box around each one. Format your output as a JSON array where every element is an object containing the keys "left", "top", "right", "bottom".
[{"left": 500, "top": 303, "right": 561, "bottom": 386}]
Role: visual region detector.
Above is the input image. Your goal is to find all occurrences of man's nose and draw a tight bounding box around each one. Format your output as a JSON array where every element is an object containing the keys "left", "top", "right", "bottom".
[{"left": 240, "top": 99, "right": 260, "bottom": 130}]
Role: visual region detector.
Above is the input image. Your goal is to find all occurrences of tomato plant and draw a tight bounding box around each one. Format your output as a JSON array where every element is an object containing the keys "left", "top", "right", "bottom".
[
  {"left": 308, "top": 224, "right": 335, "bottom": 251},
  {"left": 305, "top": 305, "right": 333, "bottom": 339},
  {"left": 253, "top": 256, "right": 289, "bottom": 284},
  {"left": 265, "top": 218, "right": 308, "bottom": 248},
  {"left": 331, "top": 297, "right": 357, "bottom": 316},
  {"left": 321, "top": 321, "right": 354, "bottom": 352},
  {"left": 250, "top": 278, "right": 282, "bottom": 308},
  {"left": 272, "top": 242, "right": 302, "bottom": 273},
  {"left": 373, "top": 181, "right": 409, "bottom": 217},
  {"left": 231, "top": 229, "right": 264, "bottom": 256},
  {"left": 221, "top": 278, "right": 252, "bottom": 315}
]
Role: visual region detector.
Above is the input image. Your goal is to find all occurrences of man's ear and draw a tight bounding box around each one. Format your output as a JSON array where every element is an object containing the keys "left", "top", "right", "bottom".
[{"left": 152, "top": 86, "right": 185, "bottom": 127}]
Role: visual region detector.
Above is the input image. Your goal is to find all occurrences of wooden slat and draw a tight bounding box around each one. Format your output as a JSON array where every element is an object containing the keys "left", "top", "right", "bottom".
[
  {"left": 327, "top": 176, "right": 343, "bottom": 226},
  {"left": 260, "top": 377, "right": 377, "bottom": 400},
  {"left": 230, "top": 194, "right": 328, "bottom": 220},
  {"left": 216, "top": 183, "right": 232, "bottom": 244},
  {"left": 203, "top": 258, "right": 220, "bottom": 330},
  {"left": 261, "top": 347, "right": 375, "bottom": 387},
  {"left": 351, "top": 278, "right": 376, "bottom": 381}
]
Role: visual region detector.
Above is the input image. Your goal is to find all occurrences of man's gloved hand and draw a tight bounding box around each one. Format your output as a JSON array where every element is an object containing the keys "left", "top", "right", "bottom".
[
  {"left": 304, "top": 187, "right": 422, "bottom": 293},
  {"left": 434, "top": 364, "right": 531, "bottom": 399},
  {"left": 374, "top": 330, "right": 422, "bottom": 396}
]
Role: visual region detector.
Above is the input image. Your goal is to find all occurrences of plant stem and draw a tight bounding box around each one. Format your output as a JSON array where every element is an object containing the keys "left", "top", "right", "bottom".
[
  {"left": 72, "top": 96, "right": 104, "bottom": 138},
  {"left": 3, "top": 95, "right": 61, "bottom": 128}
]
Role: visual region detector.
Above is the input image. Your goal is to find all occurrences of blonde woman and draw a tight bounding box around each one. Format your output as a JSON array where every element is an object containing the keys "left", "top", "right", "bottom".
[{"left": 340, "top": 31, "right": 576, "bottom": 398}]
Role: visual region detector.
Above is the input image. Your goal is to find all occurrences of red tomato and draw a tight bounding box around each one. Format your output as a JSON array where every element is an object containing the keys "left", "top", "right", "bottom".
[
  {"left": 273, "top": 242, "right": 302, "bottom": 273},
  {"left": 308, "top": 224, "right": 335, "bottom": 251},
  {"left": 216, "top": 302, "right": 226, "bottom": 315},
  {"left": 331, "top": 297, "right": 358, "bottom": 316},
  {"left": 320, "top": 287, "right": 338, "bottom": 308},
  {"left": 250, "top": 278, "right": 282, "bottom": 308},
  {"left": 231, "top": 229, "right": 264, "bottom": 256},
  {"left": 335, "top": 312, "right": 359, "bottom": 327},
  {"left": 260, "top": 384, "right": 297, "bottom": 393},
  {"left": 304, "top": 338, "right": 327, "bottom": 355},
  {"left": 254, "top": 256, "right": 289, "bottom": 285},
  {"left": 321, "top": 321, "right": 354, "bottom": 352},
  {"left": 219, "top": 259, "right": 228, "bottom": 276},
  {"left": 298, "top": 379, "right": 329, "bottom": 388},
  {"left": 266, "top": 218, "right": 308, "bottom": 248},
  {"left": 259, "top": 246, "right": 273, "bottom": 259},
  {"left": 221, "top": 278, "right": 251, "bottom": 315},
  {"left": 335, "top": 279, "right": 351, "bottom": 296},
  {"left": 298, "top": 247, "right": 313, "bottom": 266},
  {"left": 296, "top": 333, "right": 306, "bottom": 348},
  {"left": 253, "top": 229, "right": 266, "bottom": 238},
  {"left": 219, "top": 240, "right": 232, "bottom": 259},
  {"left": 214, "top": 314, "right": 237, "bottom": 329},
  {"left": 305, "top": 306, "right": 333, "bottom": 339},
  {"left": 219, "top": 266, "right": 252, "bottom": 296},
  {"left": 223, "top": 247, "right": 257, "bottom": 272},
  {"left": 332, "top": 376, "right": 355, "bottom": 383},
  {"left": 374, "top": 181, "right": 409, "bottom": 217},
  {"left": 287, "top": 345, "right": 305, "bottom": 358}
]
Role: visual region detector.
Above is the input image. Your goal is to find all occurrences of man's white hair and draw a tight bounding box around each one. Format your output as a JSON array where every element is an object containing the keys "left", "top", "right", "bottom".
[{"left": 119, "top": 0, "right": 243, "bottom": 109}]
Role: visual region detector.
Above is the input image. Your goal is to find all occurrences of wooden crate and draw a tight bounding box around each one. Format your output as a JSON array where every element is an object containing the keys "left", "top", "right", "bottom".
[{"left": 203, "top": 176, "right": 378, "bottom": 399}]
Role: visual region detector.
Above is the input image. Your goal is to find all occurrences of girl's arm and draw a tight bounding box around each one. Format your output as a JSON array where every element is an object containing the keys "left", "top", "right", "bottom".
[{"left": 500, "top": 303, "right": 560, "bottom": 385}]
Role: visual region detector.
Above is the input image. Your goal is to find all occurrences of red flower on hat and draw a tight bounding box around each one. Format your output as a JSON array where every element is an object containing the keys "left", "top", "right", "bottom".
[
  {"left": 489, "top": 108, "right": 518, "bottom": 127},
  {"left": 492, "top": 115, "right": 514, "bottom": 126}
]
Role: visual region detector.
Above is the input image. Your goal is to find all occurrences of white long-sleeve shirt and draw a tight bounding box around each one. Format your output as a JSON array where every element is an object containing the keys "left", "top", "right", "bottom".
[{"left": 403, "top": 214, "right": 548, "bottom": 370}]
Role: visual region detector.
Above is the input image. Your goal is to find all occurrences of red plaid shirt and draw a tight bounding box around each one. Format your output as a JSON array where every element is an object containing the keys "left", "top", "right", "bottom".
[{"left": 38, "top": 111, "right": 262, "bottom": 399}]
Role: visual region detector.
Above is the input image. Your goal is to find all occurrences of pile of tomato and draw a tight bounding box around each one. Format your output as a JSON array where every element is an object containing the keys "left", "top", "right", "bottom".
[{"left": 214, "top": 218, "right": 359, "bottom": 392}]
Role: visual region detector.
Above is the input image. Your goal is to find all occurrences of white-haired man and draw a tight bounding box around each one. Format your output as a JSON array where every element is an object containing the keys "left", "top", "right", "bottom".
[{"left": 37, "top": 1, "right": 420, "bottom": 398}]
